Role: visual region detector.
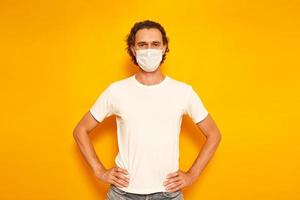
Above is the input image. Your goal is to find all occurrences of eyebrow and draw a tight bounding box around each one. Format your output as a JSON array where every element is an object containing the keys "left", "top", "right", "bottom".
[{"left": 137, "top": 41, "right": 161, "bottom": 45}]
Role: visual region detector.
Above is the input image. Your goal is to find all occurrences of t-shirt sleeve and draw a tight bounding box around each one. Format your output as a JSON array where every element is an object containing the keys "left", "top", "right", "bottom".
[
  {"left": 89, "top": 84, "right": 115, "bottom": 123},
  {"left": 184, "top": 86, "right": 209, "bottom": 124}
]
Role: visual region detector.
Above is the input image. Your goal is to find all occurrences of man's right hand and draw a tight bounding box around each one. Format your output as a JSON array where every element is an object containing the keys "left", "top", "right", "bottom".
[{"left": 94, "top": 166, "right": 130, "bottom": 188}]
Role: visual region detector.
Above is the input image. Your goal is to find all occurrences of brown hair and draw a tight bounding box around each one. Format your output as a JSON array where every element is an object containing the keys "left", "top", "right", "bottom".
[{"left": 125, "top": 20, "right": 170, "bottom": 66}]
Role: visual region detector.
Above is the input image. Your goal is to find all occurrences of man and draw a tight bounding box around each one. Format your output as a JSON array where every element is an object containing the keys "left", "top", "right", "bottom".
[{"left": 73, "top": 20, "right": 222, "bottom": 200}]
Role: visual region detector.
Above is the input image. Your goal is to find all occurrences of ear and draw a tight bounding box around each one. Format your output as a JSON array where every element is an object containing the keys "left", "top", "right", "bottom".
[
  {"left": 162, "top": 44, "right": 167, "bottom": 54},
  {"left": 130, "top": 46, "right": 136, "bottom": 57}
]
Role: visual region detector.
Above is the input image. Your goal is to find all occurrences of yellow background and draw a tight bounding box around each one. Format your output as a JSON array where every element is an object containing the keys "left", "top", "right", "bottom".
[{"left": 1, "top": 0, "right": 299, "bottom": 199}]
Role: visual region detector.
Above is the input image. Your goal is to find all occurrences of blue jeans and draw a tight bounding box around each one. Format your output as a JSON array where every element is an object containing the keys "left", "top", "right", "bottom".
[{"left": 106, "top": 184, "right": 184, "bottom": 200}]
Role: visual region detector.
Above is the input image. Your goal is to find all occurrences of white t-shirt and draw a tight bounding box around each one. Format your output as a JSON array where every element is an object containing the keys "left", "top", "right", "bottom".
[{"left": 89, "top": 74, "right": 209, "bottom": 194}]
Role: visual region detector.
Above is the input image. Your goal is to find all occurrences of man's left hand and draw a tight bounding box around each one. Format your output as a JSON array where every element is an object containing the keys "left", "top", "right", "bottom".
[{"left": 163, "top": 169, "right": 197, "bottom": 192}]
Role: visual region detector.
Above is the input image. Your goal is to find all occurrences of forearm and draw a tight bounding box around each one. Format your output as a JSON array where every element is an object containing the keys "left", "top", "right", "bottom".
[
  {"left": 73, "top": 129, "right": 106, "bottom": 173},
  {"left": 187, "top": 134, "right": 221, "bottom": 178}
]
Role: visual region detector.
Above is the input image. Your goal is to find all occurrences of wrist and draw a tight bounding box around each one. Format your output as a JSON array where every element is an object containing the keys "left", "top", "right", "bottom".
[
  {"left": 187, "top": 169, "right": 200, "bottom": 178},
  {"left": 92, "top": 164, "right": 106, "bottom": 174}
]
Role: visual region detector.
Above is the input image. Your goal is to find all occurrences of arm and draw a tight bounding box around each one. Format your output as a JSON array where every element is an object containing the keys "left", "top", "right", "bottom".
[
  {"left": 73, "top": 111, "right": 129, "bottom": 187},
  {"left": 73, "top": 111, "right": 107, "bottom": 174},
  {"left": 187, "top": 113, "right": 222, "bottom": 178},
  {"left": 164, "top": 113, "right": 222, "bottom": 192}
]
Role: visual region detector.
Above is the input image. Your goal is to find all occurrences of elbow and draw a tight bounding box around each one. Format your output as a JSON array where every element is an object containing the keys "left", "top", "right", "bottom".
[
  {"left": 215, "top": 131, "right": 222, "bottom": 144},
  {"left": 73, "top": 125, "right": 86, "bottom": 140},
  {"left": 207, "top": 130, "right": 222, "bottom": 144},
  {"left": 73, "top": 127, "right": 79, "bottom": 140},
  {"left": 214, "top": 129, "right": 222, "bottom": 141}
]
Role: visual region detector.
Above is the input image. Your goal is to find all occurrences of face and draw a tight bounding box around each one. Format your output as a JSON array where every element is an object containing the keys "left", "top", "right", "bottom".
[{"left": 131, "top": 28, "right": 167, "bottom": 56}]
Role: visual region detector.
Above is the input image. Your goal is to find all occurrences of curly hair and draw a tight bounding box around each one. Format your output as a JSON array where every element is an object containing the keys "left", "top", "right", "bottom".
[{"left": 125, "top": 20, "right": 170, "bottom": 66}]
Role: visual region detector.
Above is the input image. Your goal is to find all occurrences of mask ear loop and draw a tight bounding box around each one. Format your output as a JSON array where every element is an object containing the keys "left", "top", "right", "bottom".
[{"left": 132, "top": 47, "right": 138, "bottom": 56}]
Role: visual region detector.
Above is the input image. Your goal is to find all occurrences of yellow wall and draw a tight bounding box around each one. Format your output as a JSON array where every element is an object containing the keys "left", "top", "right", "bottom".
[{"left": 1, "top": 0, "right": 299, "bottom": 199}]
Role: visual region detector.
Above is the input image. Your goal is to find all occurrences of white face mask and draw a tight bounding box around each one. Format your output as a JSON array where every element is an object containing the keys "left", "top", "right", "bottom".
[{"left": 135, "top": 48, "right": 163, "bottom": 72}]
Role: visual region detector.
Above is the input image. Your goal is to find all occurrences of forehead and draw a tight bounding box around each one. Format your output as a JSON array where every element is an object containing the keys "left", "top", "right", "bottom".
[{"left": 135, "top": 28, "right": 163, "bottom": 43}]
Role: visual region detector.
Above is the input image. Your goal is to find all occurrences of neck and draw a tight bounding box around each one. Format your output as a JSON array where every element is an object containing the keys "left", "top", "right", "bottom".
[{"left": 135, "top": 70, "right": 166, "bottom": 85}]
